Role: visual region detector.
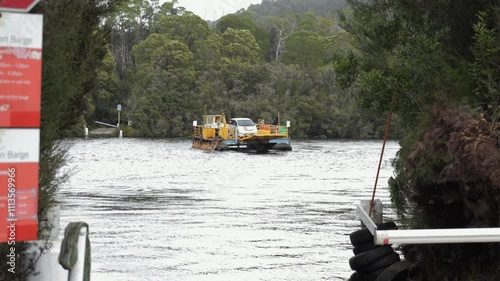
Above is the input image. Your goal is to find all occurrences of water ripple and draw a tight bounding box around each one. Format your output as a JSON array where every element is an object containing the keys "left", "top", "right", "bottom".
[{"left": 59, "top": 139, "right": 400, "bottom": 281}]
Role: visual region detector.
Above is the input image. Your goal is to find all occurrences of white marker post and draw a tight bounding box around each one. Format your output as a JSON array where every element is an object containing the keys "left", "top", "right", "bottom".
[{"left": 117, "top": 104, "right": 122, "bottom": 128}]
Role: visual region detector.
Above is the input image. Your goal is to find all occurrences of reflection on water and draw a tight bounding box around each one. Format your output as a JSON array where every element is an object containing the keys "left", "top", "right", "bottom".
[{"left": 59, "top": 139, "right": 400, "bottom": 281}]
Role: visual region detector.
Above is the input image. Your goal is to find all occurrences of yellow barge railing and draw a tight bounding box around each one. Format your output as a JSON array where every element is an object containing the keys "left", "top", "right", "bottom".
[
  {"left": 256, "top": 124, "right": 288, "bottom": 137},
  {"left": 192, "top": 124, "right": 237, "bottom": 141}
]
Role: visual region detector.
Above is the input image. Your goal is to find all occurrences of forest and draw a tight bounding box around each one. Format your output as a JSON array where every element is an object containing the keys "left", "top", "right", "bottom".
[
  {"left": 83, "top": 0, "right": 398, "bottom": 139},
  {"left": 0, "top": 0, "right": 498, "bottom": 280}
]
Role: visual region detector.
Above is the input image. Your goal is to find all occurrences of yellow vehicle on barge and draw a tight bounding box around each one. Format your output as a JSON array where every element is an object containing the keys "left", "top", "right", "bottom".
[{"left": 192, "top": 113, "right": 292, "bottom": 152}]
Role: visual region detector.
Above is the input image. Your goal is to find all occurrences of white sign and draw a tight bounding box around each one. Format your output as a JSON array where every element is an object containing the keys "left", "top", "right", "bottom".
[
  {"left": 117, "top": 104, "right": 122, "bottom": 111},
  {"left": 0, "top": 12, "right": 43, "bottom": 49},
  {"left": 0, "top": 128, "right": 40, "bottom": 163}
]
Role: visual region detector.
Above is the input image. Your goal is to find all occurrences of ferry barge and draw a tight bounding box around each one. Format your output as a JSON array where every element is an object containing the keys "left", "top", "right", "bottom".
[{"left": 192, "top": 113, "right": 292, "bottom": 152}]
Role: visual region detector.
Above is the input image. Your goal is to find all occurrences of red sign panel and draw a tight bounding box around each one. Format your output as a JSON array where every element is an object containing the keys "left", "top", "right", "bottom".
[
  {"left": 0, "top": 13, "right": 43, "bottom": 128},
  {"left": 0, "top": 48, "right": 42, "bottom": 127},
  {"left": 0, "top": 128, "right": 40, "bottom": 242},
  {"left": 0, "top": 0, "right": 41, "bottom": 12},
  {"left": 0, "top": 163, "right": 39, "bottom": 242}
]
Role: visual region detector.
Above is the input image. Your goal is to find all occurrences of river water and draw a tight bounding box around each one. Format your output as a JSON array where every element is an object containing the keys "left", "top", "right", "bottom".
[{"left": 58, "top": 139, "right": 400, "bottom": 281}]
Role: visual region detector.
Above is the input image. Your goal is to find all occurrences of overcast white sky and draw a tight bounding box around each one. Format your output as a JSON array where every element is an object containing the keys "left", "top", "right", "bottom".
[{"left": 172, "top": 0, "right": 263, "bottom": 21}]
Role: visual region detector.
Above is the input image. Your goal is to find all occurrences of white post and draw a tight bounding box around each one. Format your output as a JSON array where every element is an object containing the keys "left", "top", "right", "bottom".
[
  {"left": 68, "top": 227, "right": 87, "bottom": 281},
  {"left": 84, "top": 127, "right": 88, "bottom": 138},
  {"left": 119, "top": 130, "right": 123, "bottom": 138},
  {"left": 356, "top": 204, "right": 378, "bottom": 235},
  {"left": 117, "top": 104, "right": 121, "bottom": 128}
]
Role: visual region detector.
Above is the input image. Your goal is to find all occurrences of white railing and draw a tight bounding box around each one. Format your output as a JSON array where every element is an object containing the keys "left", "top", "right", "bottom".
[
  {"left": 95, "top": 121, "right": 117, "bottom": 128},
  {"left": 357, "top": 204, "right": 500, "bottom": 245}
]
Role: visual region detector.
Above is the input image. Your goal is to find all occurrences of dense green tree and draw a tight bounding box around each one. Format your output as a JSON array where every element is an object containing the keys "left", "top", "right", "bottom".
[
  {"left": 129, "top": 34, "right": 197, "bottom": 136},
  {"left": 83, "top": 48, "right": 121, "bottom": 125},
  {"left": 158, "top": 0, "right": 182, "bottom": 16},
  {"left": 156, "top": 12, "right": 211, "bottom": 51},
  {"left": 281, "top": 30, "right": 327, "bottom": 68},
  {"left": 192, "top": 33, "right": 223, "bottom": 70},
  {"left": 221, "top": 28, "right": 261, "bottom": 65},
  {"left": 216, "top": 13, "right": 270, "bottom": 60},
  {"left": 132, "top": 34, "right": 195, "bottom": 90}
]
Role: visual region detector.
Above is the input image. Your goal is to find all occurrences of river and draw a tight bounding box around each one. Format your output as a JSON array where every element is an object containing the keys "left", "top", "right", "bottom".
[{"left": 58, "top": 138, "right": 400, "bottom": 281}]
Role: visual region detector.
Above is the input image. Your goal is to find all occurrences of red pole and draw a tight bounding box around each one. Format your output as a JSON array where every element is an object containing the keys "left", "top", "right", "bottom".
[{"left": 369, "top": 110, "right": 393, "bottom": 217}]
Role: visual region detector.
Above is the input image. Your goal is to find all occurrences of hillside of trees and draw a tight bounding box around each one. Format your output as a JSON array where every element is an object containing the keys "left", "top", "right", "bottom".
[
  {"left": 244, "top": 0, "right": 347, "bottom": 18},
  {"left": 82, "top": 0, "right": 397, "bottom": 139}
]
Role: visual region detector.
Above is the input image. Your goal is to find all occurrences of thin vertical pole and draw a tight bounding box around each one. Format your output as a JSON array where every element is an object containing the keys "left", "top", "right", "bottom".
[{"left": 369, "top": 110, "right": 393, "bottom": 216}]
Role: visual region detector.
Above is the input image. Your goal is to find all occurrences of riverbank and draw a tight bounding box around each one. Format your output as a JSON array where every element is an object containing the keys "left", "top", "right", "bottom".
[
  {"left": 85, "top": 126, "right": 142, "bottom": 138},
  {"left": 82, "top": 126, "right": 400, "bottom": 142}
]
